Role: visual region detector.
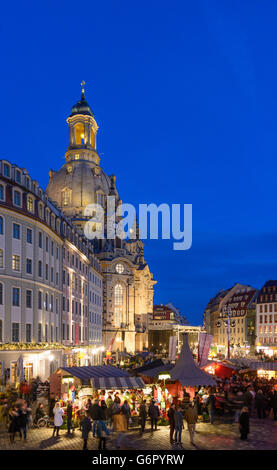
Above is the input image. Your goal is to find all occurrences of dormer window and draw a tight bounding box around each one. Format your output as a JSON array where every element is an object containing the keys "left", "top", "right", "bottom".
[
  {"left": 15, "top": 170, "right": 21, "bottom": 184},
  {"left": 13, "top": 189, "right": 22, "bottom": 207},
  {"left": 27, "top": 196, "right": 34, "bottom": 213},
  {"left": 3, "top": 163, "right": 10, "bottom": 178}
]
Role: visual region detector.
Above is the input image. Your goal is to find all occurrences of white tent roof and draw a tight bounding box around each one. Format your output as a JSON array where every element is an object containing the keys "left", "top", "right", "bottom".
[{"left": 170, "top": 333, "right": 216, "bottom": 386}]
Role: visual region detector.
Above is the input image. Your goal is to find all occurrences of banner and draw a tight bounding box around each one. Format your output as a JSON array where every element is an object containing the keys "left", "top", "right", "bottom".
[
  {"left": 168, "top": 335, "right": 177, "bottom": 361},
  {"left": 198, "top": 332, "right": 213, "bottom": 365}
]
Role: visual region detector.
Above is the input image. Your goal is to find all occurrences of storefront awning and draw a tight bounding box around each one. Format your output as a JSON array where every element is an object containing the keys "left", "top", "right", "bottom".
[{"left": 91, "top": 376, "right": 145, "bottom": 390}]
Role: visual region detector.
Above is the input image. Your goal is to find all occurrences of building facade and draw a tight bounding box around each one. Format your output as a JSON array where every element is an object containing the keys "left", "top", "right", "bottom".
[
  {"left": 0, "top": 159, "right": 103, "bottom": 382},
  {"left": 203, "top": 283, "right": 257, "bottom": 356},
  {"left": 256, "top": 280, "right": 277, "bottom": 356},
  {"left": 46, "top": 87, "right": 156, "bottom": 353}
]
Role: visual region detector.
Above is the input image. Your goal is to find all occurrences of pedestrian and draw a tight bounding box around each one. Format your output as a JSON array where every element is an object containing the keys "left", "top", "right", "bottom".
[
  {"left": 96, "top": 419, "right": 110, "bottom": 450},
  {"left": 112, "top": 410, "right": 128, "bottom": 449},
  {"left": 244, "top": 386, "right": 254, "bottom": 417},
  {"left": 80, "top": 411, "right": 92, "bottom": 450},
  {"left": 66, "top": 401, "right": 73, "bottom": 434},
  {"left": 139, "top": 400, "right": 147, "bottom": 434},
  {"left": 184, "top": 402, "right": 198, "bottom": 445},
  {"left": 20, "top": 401, "right": 32, "bottom": 440},
  {"left": 206, "top": 390, "right": 216, "bottom": 424},
  {"left": 121, "top": 400, "right": 131, "bottom": 429},
  {"left": 173, "top": 405, "right": 184, "bottom": 445},
  {"left": 239, "top": 406, "right": 250, "bottom": 440},
  {"left": 148, "top": 400, "right": 160, "bottom": 431},
  {"left": 270, "top": 389, "right": 277, "bottom": 420},
  {"left": 52, "top": 402, "right": 64, "bottom": 437},
  {"left": 167, "top": 403, "right": 175, "bottom": 444},
  {"left": 35, "top": 403, "right": 44, "bottom": 424},
  {"left": 8, "top": 406, "right": 21, "bottom": 443},
  {"left": 90, "top": 398, "right": 101, "bottom": 437},
  {"left": 100, "top": 400, "right": 108, "bottom": 421},
  {"left": 255, "top": 389, "right": 267, "bottom": 419}
]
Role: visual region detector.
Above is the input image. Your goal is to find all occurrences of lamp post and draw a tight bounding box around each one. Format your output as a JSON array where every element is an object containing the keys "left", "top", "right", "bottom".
[{"left": 216, "top": 304, "right": 236, "bottom": 359}]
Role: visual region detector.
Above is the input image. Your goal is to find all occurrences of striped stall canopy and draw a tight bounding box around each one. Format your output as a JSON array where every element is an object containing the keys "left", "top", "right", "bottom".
[{"left": 91, "top": 376, "right": 145, "bottom": 390}]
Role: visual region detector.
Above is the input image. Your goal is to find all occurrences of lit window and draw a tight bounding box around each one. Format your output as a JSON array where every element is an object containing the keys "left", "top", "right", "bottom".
[
  {"left": 27, "top": 196, "right": 34, "bottom": 212},
  {"left": 115, "top": 263, "right": 124, "bottom": 274},
  {"left": 12, "top": 255, "right": 20, "bottom": 271},
  {"left": 62, "top": 189, "right": 72, "bottom": 206},
  {"left": 0, "top": 249, "right": 3, "bottom": 268}
]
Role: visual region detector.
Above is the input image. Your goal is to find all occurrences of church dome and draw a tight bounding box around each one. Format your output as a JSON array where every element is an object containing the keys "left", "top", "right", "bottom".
[
  {"left": 70, "top": 92, "right": 94, "bottom": 117},
  {"left": 46, "top": 160, "right": 119, "bottom": 220}
]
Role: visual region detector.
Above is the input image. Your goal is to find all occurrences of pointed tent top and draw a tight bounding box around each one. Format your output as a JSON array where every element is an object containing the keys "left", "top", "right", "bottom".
[
  {"left": 170, "top": 333, "right": 216, "bottom": 386},
  {"left": 70, "top": 81, "right": 94, "bottom": 117}
]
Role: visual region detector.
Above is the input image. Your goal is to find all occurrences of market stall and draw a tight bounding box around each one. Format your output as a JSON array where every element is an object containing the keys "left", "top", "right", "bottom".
[{"left": 49, "top": 365, "right": 146, "bottom": 424}]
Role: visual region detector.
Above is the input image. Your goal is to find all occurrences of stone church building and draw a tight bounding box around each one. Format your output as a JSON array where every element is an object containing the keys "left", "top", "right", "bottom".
[{"left": 46, "top": 86, "right": 156, "bottom": 353}]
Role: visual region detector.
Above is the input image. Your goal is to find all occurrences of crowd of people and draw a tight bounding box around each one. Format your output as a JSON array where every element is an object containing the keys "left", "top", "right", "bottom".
[{"left": 1, "top": 372, "right": 277, "bottom": 449}]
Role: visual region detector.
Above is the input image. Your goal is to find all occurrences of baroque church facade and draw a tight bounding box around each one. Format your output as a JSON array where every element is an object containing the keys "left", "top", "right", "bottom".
[{"left": 46, "top": 86, "right": 156, "bottom": 353}]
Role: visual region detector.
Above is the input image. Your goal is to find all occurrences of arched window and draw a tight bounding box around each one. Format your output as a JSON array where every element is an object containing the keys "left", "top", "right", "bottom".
[
  {"left": 114, "top": 284, "right": 123, "bottom": 327},
  {"left": 74, "top": 123, "right": 85, "bottom": 145},
  {"left": 0, "top": 216, "right": 3, "bottom": 235}
]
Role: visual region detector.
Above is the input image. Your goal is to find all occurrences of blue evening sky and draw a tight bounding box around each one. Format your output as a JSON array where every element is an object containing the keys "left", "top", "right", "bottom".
[{"left": 1, "top": 1, "right": 277, "bottom": 324}]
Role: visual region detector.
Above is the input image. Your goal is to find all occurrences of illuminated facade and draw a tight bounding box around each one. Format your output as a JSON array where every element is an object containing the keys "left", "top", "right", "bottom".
[
  {"left": 46, "top": 87, "right": 156, "bottom": 353},
  {"left": 256, "top": 280, "right": 277, "bottom": 355},
  {"left": 0, "top": 159, "right": 103, "bottom": 381}
]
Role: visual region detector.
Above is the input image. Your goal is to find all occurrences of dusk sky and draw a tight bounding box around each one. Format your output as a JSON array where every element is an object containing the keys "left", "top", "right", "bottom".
[{"left": 1, "top": 1, "right": 277, "bottom": 325}]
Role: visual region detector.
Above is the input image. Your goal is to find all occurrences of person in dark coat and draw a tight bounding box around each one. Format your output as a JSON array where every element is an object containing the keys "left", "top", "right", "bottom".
[
  {"left": 80, "top": 411, "right": 92, "bottom": 450},
  {"left": 8, "top": 406, "right": 21, "bottom": 443},
  {"left": 270, "top": 389, "right": 277, "bottom": 420},
  {"left": 90, "top": 399, "right": 101, "bottom": 437},
  {"left": 206, "top": 391, "right": 216, "bottom": 424},
  {"left": 121, "top": 400, "right": 131, "bottom": 429},
  {"left": 255, "top": 390, "right": 267, "bottom": 419},
  {"left": 148, "top": 400, "right": 160, "bottom": 431},
  {"left": 139, "top": 400, "right": 147, "bottom": 434},
  {"left": 66, "top": 401, "right": 73, "bottom": 434},
  {"left": 99, "top": 400, "right": 107, "bottom": 421},
  {"left": 243, "top": 387, "right": 254, "bottom": 417},
  {"left": 239, "top": 406, "right": 250, "bottom": 440},
  {"left": 167, "top": 403, "right": 175, "bottom": 444}
]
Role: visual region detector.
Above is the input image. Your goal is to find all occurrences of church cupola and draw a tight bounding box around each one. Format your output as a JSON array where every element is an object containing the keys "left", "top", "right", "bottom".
[{"left": 65, "top": 81, "right": 100, "bottom": 165}]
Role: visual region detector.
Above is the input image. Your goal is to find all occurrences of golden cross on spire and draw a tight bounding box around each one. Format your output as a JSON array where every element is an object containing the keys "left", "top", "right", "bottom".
[{"left": 81, "top": 80, "right": 86, "bottom": 95}]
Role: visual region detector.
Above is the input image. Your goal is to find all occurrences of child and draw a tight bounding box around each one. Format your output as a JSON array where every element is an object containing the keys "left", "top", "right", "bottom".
[
  {"left": 239, "top": 406, "right": 250, "bottom": 440},
  {"left": 96, "top": 419, "right": 110, "bottom": 450}
]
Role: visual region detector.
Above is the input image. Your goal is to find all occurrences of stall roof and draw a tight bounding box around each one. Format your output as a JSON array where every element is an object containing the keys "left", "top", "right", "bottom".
[
  {"left": 134, "top": 359, "right": 165, "bottom": 374},
  {"left": 137, "top": 363, "right": 175, "bottom": 378},
  {"left": 169, "top": 334, "right": 216, "bottom": 386},
  {"left": 91, "top": 376, "right": 145, "bottom": 390},
  {"left": 59, "top": 365, "right": 130, "bottom": 380},
  {"left": 226, "top": 359, "right": 277, "bottom": 371}
]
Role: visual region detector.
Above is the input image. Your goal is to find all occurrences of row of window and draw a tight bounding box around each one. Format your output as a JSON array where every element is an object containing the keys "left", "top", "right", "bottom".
[
  {"left": 259, "top": 304, "right": 277, "bottom": 313},
  {"left": 0, "top": 283, "right": 59, "bottom": 312},
  {"left": 259, "top": 325, "right": 277, "bottom": 334},
  {"left": 259, "top": 314, "right": 277, "bottom": 323},
  {"left": 258, "top": 337, "right": 277, "bottom": 344}
]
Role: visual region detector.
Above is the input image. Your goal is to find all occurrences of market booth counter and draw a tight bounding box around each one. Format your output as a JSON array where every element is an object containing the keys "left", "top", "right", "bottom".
[{"left": 49, "top": 365, "right": 146, "bottom": 426}]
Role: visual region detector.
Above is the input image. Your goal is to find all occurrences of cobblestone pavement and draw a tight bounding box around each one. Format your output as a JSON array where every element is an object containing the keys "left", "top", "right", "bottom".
[{"left": 1, "top": 418, "right": 277, "bottom": 450}]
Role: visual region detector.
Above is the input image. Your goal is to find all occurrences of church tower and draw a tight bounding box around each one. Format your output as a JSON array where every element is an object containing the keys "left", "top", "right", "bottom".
[{"left": 46, "top": 84, "right": 156, "bottom": 354}]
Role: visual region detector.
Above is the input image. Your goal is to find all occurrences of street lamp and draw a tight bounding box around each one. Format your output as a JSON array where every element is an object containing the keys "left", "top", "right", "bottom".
[{"left": 216, "top": 305, "right": 236, "bottom": 359}]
